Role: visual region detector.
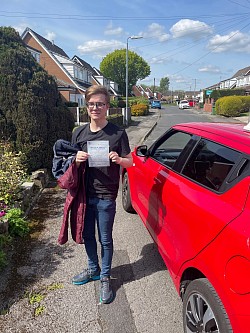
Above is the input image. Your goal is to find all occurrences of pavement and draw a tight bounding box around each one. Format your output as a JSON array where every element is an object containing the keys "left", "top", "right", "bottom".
[{"left": 0, "top": 106, "right": 249, "bottom": 333}]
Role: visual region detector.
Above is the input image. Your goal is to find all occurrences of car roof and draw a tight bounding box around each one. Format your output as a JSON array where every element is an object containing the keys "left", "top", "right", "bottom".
[{"left": 173, "top": 122, "right": 250, "bottom": 154}]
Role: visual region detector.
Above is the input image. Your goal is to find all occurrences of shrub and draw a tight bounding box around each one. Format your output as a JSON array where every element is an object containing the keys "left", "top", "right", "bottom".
[
  {"left": 5, "top": 208, "right": 29, "bottom": 237},
  {"left": 131, "top": 103, "right": 148, "bottom": 116},
  {"left": 240, "top": 96, "right": 250, "bottom": 113},
  {"left": 0, "top": 141, "right": 27, "bottom": 205},
  {"left": 109, "top": 99, "right": 118, "bottom": 108},
  {"left": 215, "top": 96, "right": 243, "bottom": 117}
]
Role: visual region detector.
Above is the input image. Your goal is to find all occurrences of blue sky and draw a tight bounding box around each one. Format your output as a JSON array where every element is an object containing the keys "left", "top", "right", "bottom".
[{"left": 1, "top": 0, "right": 250, "bottom": 91}]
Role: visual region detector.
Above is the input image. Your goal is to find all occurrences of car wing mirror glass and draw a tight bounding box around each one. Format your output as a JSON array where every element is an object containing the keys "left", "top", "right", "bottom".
[{"left": 136, "top": 145, "right": 148, "bottom": 157}]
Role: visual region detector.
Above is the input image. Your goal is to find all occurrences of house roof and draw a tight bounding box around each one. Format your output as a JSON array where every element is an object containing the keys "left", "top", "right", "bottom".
[
  {"left": 93, "top": 67, "right": 106, "bottom": 77},
  {"left": 72, "top": 55, "right": 95, "bottom": 73},
  {"left": 205, "top": 82, "right": 220, "bottom": 90},
  {"left": 231, "top": 66, "right": 250, "bottom": 78},
  {"left": 22, "top": 27, "right": 69, "bottom": 58}
]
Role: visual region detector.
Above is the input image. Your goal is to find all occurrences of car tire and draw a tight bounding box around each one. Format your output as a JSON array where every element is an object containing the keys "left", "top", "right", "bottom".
[
  {"left": 183, "top": 278, "right": 233, "bottom": 333},
  {"left": 122, "top": 172, "right": 135, "bottom": 213}
]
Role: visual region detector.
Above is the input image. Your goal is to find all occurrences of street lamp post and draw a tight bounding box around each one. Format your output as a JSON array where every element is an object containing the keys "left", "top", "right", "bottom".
[{"left": 125, "top": 35, "right": 143, "bottom": 126}]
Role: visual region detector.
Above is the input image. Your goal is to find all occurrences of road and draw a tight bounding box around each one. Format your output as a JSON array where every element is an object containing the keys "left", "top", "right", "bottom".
[
  {"left": 0, "top": 104, "right": 243, "bottom": 333},
  {"left": 144, "top": 104, "right": 239, "bottom": 147}
]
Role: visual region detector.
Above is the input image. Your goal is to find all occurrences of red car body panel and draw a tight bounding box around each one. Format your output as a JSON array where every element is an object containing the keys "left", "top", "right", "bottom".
[{"left": 124, "top": 122, "right": 250, "bottom": 332}]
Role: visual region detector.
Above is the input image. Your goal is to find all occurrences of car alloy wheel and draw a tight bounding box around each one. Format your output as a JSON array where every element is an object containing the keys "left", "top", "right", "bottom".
[{"left": 183, "top": 278, "right": 232, "bottom": 333}]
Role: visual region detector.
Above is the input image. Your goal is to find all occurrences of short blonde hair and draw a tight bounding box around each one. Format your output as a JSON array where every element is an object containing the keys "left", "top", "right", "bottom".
[{"left": 85, "top": 85, "right": 110, "bottom": 104}]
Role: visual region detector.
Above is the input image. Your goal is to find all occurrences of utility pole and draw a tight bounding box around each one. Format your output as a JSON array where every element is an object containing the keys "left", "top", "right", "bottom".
[
  {"left": 153, "top": 78, "right": 155, "bottom": 99},
  {"left": 193, "top": 78, "right": 196, "bottom": 107}
]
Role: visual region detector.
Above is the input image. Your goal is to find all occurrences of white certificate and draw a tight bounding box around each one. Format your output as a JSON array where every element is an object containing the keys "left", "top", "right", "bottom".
[{"left": 87, "top": 141, "right": 110, "bottom": 167}]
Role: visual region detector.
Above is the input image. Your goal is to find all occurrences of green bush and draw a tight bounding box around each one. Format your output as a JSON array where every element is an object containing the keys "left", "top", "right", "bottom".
[
  {"left": 109, "top": 99, "right": 118, "bottom": 108},
  {"left": 240, "top": 96, "right": 250, "bottom": 113},
  {"left": 0, "top": 141, "right": 27, "bottom": 204},
  {"left": 5, "top": 208, "right": 29, "bottom": 237},
  {"left": 215, "top": 96, "right": 243, "bottom": 117},
  {"left": 131, "top": 103, "right": 148, "bottom": 116}
]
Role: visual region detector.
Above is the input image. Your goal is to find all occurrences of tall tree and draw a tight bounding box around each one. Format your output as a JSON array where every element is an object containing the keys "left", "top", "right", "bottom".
[
  {"left": 100, "top": 49, "right": 150, "bottom": 96},
  {"left": 158, "top": 77, "right": 170, "bottom": 95},
  {"left": 0, "top": 26, "right": 74, "bottom": 172}
]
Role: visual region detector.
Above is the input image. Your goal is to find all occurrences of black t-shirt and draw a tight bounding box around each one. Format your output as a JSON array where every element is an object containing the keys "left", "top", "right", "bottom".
[{"left": 72, "top": 122, "right": 131, "bottom": 200}]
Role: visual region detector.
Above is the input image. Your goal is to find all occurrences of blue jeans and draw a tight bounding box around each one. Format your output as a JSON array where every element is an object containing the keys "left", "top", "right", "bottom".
[{"left": 83, "top": 197, "right": 116, "bottom": 278}]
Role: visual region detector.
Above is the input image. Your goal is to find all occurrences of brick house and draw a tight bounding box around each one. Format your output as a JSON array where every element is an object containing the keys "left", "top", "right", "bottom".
[{"left": 21, "top": 27, "right": 119, "bottom": 105}]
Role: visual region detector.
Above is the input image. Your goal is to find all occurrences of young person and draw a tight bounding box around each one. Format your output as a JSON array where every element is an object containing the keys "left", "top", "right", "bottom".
[{"left": 71, "top": 85, "right": 133, "bottom": 304}]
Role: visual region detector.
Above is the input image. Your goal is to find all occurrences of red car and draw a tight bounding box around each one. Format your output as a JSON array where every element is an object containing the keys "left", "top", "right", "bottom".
[
  {"left": 188, "top": 99, "right": 196, "bottom": 107},
  {"left": 122, "top": 122, "right": 250, "bottom": 333}
]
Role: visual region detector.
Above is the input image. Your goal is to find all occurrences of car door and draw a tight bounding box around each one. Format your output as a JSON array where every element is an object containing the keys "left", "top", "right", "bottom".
[
  {"left": 155, "top": 138, "right": 250, "bottom": 278},
  {"left": 131, "top": 130, "right": 193, "bottom": 242}
]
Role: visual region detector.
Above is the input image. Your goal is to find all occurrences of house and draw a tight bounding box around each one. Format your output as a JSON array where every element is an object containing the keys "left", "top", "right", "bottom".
[
  {"left": 219, "top": 66, "right": 250, "bottom": 93},
  {"left": 132, "top": 85, "right": 147, "bottom": 98},
  {"left": 91, "top": 67, "right": 119, "bottom": 98},
  {"left": 21, "top": 27, "right": 119, "bottom": 105},
  {"left": 132, "top": 85, "right": 159, "bottom": 99}
]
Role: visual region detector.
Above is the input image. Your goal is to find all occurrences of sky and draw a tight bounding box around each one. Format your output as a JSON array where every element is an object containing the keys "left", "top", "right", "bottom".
[{"left": 1, "top": 0, "right": 250, "bottom": 92}]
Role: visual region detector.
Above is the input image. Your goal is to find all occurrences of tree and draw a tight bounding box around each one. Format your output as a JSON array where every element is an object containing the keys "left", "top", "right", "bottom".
[
  {"left": 100, "top": 49, "right": 150, "bottom": 96},
  {"left": 158, "top": 77, "right": 170, "bottom": 95},
  {"left": 0, "top": 26, "right": 75, "bottom": 172}
]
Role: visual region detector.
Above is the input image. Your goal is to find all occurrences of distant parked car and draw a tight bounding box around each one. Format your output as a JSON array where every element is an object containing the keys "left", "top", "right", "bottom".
[
  {"left": 151, "top": 100, "right": 161, "bottom": 109},
  {"left": 178, "top": 100, "right": 190, "bottom": 109},
  {"left": 188, "top": 99, "right": 196, "bottom": 107}
]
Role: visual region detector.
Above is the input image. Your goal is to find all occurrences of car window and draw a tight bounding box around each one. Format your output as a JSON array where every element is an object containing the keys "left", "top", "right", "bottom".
[
  {"left": 182, "top": 138, "right": 241, "bottom": 191},
  {"left": 152, "top": 131, "right": 192, "bottom": 168}
]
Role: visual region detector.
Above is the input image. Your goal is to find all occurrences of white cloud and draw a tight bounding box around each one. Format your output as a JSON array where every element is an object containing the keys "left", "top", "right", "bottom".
[
  {"left": 170, "top": 19, "right": 213, "bottom": 40},
  {"left": 168, "top": 73, "right": 189, "bottom": 84},
  {"left": 104, "top": 21, "right": 123, "bottom": 36},
  {"left": 150, "top": 57, "right": 168, "bottom": 64},
  {"left": 77, "top": 39, "right": 125, "bottom": 58},
  {"left": 199, "top": 65, "right": 221, "bottom": 73},
  {"left": 140, "top": 23, "right": 170, "bottom": 42},
  {"left": 207, "top": 31, "right": 250, "bottom": 53},
  {"left": 14, "top": 23, "right": 28, "bottom": 35},
  {"left": 45, "top": 31, "right": 56, "bottom": 43}
]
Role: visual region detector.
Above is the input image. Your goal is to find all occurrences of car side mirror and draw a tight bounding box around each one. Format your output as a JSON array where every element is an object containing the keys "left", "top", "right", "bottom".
[{"left": 136, "top": 145, "right": 148, "bottom": 157}]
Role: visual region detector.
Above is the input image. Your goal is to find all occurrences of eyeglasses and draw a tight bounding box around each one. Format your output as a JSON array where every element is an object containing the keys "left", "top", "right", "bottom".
[{"left": 86, "top": 102, "right": 106, "bottom": 109}]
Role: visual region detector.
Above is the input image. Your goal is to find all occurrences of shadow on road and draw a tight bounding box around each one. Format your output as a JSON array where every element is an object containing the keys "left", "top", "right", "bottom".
[{"left": 111, "top": 242, "right": 167, "bottom": 295}]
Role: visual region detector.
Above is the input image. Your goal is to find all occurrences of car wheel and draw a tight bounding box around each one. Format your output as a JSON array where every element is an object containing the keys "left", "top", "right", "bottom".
[
  {"left": 122, "top": 172, "right": 135, "bottom": 213},
  {"left": 183, "top": 278, "right": 232, "bottom": 333}
]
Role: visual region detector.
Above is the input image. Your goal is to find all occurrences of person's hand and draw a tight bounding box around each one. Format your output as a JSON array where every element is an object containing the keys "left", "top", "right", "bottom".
[
  {"left": 109, "top": 151, "right": 122, "bottom": 164},
  {"left": 75, "top": 151, "right": 89, "bottom": 166}
]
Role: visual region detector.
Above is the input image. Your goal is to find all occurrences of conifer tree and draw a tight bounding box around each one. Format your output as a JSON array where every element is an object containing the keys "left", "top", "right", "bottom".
[{"left": 0, "top": 26, "right": 74, "bottom": 172}]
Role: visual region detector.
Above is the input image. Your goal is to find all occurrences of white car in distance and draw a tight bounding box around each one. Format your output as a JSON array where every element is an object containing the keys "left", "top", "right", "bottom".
[{"left": 178, "top": 100, "right": 190, "bottom": 109}]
